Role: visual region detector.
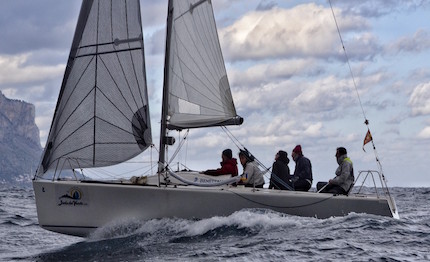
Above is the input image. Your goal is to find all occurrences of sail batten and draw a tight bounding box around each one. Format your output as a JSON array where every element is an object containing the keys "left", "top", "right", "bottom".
[
  {"left": 165, "top": 0, "right": 242, "bottom": 131},
  {"left": 36, "top": 0, "right": 151, "bottom": 177}
]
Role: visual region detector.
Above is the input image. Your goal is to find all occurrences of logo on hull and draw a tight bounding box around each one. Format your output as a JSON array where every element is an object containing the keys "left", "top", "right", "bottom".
[{"left": 58, "top": 187, "right": 88, "bottom": 207}]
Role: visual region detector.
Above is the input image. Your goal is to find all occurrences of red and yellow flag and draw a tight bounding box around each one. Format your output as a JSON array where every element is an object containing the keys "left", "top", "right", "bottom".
[{"left": 362, "top": 130, "right": 372, "bottom": 152}]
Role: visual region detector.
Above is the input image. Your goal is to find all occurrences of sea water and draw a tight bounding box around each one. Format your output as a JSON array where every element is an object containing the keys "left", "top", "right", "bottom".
[{"left": 1, "top": 186, "right": 429, "bottom": 261}]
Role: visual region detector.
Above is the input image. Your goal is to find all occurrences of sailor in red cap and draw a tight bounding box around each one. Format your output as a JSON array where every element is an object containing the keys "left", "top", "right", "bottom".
[{"left": 291, "top": 145, "right": 313, "bottom": 191}]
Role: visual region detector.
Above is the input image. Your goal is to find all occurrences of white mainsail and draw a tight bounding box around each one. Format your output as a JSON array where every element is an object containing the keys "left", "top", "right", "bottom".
[
  {"left": 164, "top": 0, "right": 242, "bottom": 130},
  {"left": 36, "top": 0, "right": 151, "bottom": 177}
]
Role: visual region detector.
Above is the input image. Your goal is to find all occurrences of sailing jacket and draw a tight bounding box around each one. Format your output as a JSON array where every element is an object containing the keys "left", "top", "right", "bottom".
[
  {"left": 331, "top": 155, "right": 354, "bottom": 192},
  {"left": 203, "top": 158, "right": 238, "bottom": 176},
  {"left": 269, "top": 160, "right": 291, "bottom": 190},
  {"left": 241, "top": 161, "right": 265, "bottom": 186},
  {"left": 292, "top": 155, "right": 313, "bottom": 186}
]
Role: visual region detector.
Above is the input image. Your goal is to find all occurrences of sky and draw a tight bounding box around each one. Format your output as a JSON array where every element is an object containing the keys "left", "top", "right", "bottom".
[{"left": 1, "top": 0, "right": 429, "bottom": 187}]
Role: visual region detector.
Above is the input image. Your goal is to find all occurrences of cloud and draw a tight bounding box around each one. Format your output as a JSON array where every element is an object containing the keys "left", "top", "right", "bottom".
[
  {"left": 256, "top": 0, "right": 277, "bottom": 11},
  {"left": 417, "top": 126, "right": 430, "bottom": 139},
  {"left": 219, "top": 3, "right": 370, "bottom": 62},
  {"left": 229, "top": 59, "right": 322, "bottom": 87},
  {"left": 331, "top": 0, "right": 430, "bottom": 18},
  {"left": 388, "top": 29, "right": 430, "bottom": 54},
  {"left": 0, "top": 0, "right": 79, "bottom": 54},
  {"left": 290, "top": 76, "right": 357, "bottom": 114},
  {"left": 146, "top": 28, "right": 166, "bottom": 56},
  {"left": 0, "top": 54, "right": 64, "bottom": 85},
  {"left": 408, "top": 81, "right": 430, "bottom": 116}
]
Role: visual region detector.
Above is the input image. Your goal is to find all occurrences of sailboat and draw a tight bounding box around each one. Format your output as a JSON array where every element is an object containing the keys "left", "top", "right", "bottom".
[{"left": 33, "top": 0, "right": 398, "bottom": 237}]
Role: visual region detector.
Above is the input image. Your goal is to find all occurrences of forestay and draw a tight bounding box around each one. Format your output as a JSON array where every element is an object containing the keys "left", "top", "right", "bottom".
[
  {"left": 165, "top": 0, "right": 242, "bottom": 130},
  {"left": 36, "top": 0, "right": 151, "bottom": 177}
]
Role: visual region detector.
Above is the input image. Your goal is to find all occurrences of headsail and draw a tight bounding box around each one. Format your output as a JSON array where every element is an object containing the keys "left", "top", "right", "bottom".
[
  {"left": 164, "top": 0, "right": 243, "bottom": 130},
  {"left": 36, "top": 0, "right": 151, "bottom": 177}
]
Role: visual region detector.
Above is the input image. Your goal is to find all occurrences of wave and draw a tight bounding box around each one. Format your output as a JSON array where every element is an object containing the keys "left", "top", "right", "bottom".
[{"left": 87, "top": 209, "right": 316, "bottom": 241}]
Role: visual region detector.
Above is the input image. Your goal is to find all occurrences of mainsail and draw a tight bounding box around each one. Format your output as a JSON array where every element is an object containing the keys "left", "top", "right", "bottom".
[
  {"left": 36, "top": 0, "right": 151, "bottom": 177},
  {"left": 163, "top": 0, "right": 243, "bottom": 130}
]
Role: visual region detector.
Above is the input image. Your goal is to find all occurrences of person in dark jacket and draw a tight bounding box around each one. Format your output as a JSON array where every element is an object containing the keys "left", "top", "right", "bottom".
[
  {"left": 291, "top": 145, "right": 313, "bottom": 191},
  {"left": 269, "top": 150, "right": 291, "bottom": 190},
  {"left": 201, "top": 149, "right": 238, "bottom": 176}
]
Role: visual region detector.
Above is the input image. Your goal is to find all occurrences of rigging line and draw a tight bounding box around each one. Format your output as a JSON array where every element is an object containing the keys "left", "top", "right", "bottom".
[
  {"left": 270, "top": 173, "right": 293, "bottom": 191},
  {"left": 222, "top": 127, "right": 293, "bottom": 190},
  {"left": 49, "top": 123, "right": 142, "bottom": 171},
  {"left": 329, "top": 1, "right": 394, "bottom": 206},
  {"left": 168, "top": 130, "right": 190, "bottom": 165},
  {"left": 329, "top": 1, "right": 385, "bottom": 165},
  {"left": 328, "top": 0, "right": 367, "bottom": 122},
  {"left": 221, "top": 127, "right": 270, "bottom": 179},
  {"left": 226, "top": 189, "right": 335, "bottom": 209},
  {"left": 185, "top": 130, "right": 189, "bottom": 168},
  {"left": 222, "top": 126, "right": 246, "bottom": 150},
  {"left": 221, "top": 126, "right": 242, "bottom": 151},
  {"left": 47, "top": 143, "right": 94, "bottom": 172}
]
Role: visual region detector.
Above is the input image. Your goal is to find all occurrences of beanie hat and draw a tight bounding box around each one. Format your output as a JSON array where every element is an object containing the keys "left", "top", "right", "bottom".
[
  {"left": 222, "top": 149, "right": 233, "bottom": 159},
  {"left": 292, "top": 145, "right": 303, "bottom": 155},
  {"left": 278, "top": 150, "right": 290, "bottom": 164}
]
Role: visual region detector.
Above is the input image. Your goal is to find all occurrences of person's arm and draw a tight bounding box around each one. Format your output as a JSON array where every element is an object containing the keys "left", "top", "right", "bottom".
[
  {"left": 203, "top": 168, "right": 222, "bottom": 176},
  {"left": 269, "top": 163, "right": 277, "bottom": 189},
  {"left": 295, "top": 158, "right": 309, "bottom": 180},
  {"left": 300, "top": 158, "right": 312, "bottom": 180}
]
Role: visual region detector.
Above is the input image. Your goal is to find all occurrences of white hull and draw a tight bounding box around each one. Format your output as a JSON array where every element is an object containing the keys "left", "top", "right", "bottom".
[{"left": 33, "top": 179, "right": 398, "bottom": 237}]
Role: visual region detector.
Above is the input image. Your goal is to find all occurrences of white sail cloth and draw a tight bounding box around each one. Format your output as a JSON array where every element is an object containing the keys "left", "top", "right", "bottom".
[
  {"left": 166, "top": 0, "right": 241, "bottom": 130},
  {"left": 37, "top": 0, "right": 151, "bottom": 177}
]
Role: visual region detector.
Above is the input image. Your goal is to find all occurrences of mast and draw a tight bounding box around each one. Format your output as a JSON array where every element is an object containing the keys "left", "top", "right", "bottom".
[{"left": 158, "top": 0, "right": 174, "bottom": 173}]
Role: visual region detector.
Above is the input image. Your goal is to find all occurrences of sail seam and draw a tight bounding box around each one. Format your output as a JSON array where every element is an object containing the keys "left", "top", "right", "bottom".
[
  {"left": 75, "top": 47, "right": 142, "bottom": 58},
  {"left": 53, "top": 57, "right": 96, "bottom": 138},
  {"left": 170, "top": 60, "right": 225, "bottom": 109},
  {"left": 93, "top": 0, "right": 100, "bottom": 166},
  {"left": 52, "top": 89, "right": 95, "bottom": 154},
  {"left": 173, "top": 11, "right": 223, "bottom": 106}
]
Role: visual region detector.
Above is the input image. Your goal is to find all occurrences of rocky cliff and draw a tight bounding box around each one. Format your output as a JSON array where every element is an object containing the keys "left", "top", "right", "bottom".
[{"left": 0, "top": 91, "right": 42, "bottom": 185}]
